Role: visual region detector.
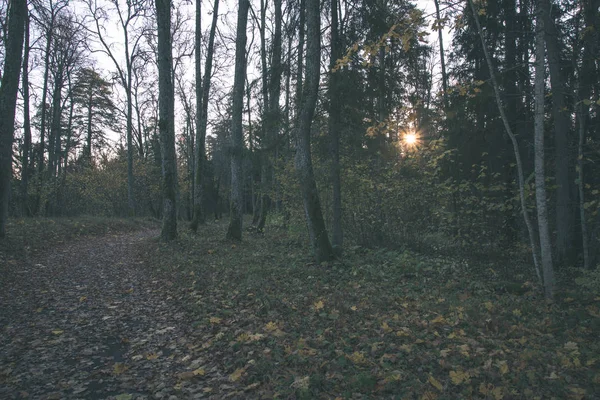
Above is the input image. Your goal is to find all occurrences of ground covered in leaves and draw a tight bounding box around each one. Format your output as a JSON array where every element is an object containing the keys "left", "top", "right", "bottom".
[{"left": 1, "top": 218, "right": 599, "bottom": 399}]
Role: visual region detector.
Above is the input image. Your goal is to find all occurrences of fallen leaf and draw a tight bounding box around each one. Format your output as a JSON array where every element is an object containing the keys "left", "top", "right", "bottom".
[
  {"left": 449, "top": 370, "right": 469, "bottom": 385},
  {"left": 51, "top": 330, "right": 64, "bottom": 335},
  {"left": 428, "top": 375, "right": 443, "bottom": 391},
  {"left": 314, "top": 300, "right": 324, "bottom": 311},
  {"left": 229, "top": 367, "right": 246, "bottom": 382}
]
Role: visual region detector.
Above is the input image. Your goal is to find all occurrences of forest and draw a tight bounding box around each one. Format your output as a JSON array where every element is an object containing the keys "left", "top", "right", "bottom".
[{"left": 0, "top": 0, "right": 599, "bottom": 398}]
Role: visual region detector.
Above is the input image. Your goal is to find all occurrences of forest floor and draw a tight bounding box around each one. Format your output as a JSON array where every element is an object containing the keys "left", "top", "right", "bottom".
[{"left": 1, "top": 218, "right": 599, "bottom": 399}]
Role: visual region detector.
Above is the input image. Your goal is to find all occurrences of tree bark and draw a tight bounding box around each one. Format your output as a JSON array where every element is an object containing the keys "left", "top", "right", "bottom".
[
  {"left": 295, "top": 0, "right": 334, "bottom": 263},
  {"left": 226, "top": 0, "right": 250, "bottom": 241},
  {"left": 533, "top": 2, "right": 555, "bottom": 299},
  {"left": 257, "top": 0, "right": 283, "bottom": 232},
  {"left": 21, "top": 11, "right": 31, "bottom": 216},
  {"left": 541, "top": 0, "right": 572, "bottom": 266},
  {"left": 433, "top": 0, "right": 448, "bottom": 110},
  {"left": 328, "top": 0, "right": 343, "bottom": 254},
  {"left": 156, "top": 0, "right": 178, "bottom": 241},
  {"left": 190, "top": 0, "right": 219, "bottom": 230},
  {"left": 0, "top": 0, "right": 27, "bottom": 237},
  {"left": 576, "top": 0, "right": 598, "bottom": 269}
]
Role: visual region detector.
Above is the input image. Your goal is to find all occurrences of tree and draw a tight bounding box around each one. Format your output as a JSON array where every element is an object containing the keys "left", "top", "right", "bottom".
[
  {"left": 0, "top": 0, "right": 26, "bottom": 237},
  {"left": 295, "top": 0, "right": 334, "bottom": 262},
  {"left": 84, "top": 0, "right": 149, "bottom": 216},
  {"left": 226, "top": 0, "right": 250, "bottom": 241},
  {"left": 191, "top": 0, "right": 220, "bottom": 231},
  {"left": 156, "top": 0, "right": 177, "bottom": 240},
  {"left": 256, "top": 0, "right": 282, "bottom": 233},
  {"left": 20, "top": 10, "right": 31, "bottom": 216},
  {"left": 533, "top": 0, "right": 554, "bottom": 299},
  {"left": 328, "top": 0, "right": 343, "bottom": 254},
  {"left": 468, "top": 0, "right": 542, "bottom": 285},
  {"left": 71, "top": 67, "right": 117, "bottom": 163},
  {"left": 541, "top": 0, "right": 573, "bottom": 266}
]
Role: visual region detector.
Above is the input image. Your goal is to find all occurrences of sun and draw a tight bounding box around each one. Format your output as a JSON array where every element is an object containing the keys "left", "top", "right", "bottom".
[{"left": 404, "top": 132, "right": 418, "bottom": 146}]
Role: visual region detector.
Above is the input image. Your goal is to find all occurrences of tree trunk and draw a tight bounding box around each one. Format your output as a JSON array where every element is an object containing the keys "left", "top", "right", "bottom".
[
  {"left": 295, "top": 0, "right": 305, "bottom": 110},
  {"left": 226, "top": 0, "right": 250, "bottom": 241},
  {"left": 0, "top": 0, "right": 27, "bottom": 237},
  {"left": 541, "top": 0, "right": 572, "bottom": 266},
  {"left": 257, "top": 0, "right": 283, "bottom": 232},
  {"left": 295, "top": 0, "right": 334, "bottom": 263},
  {"left": 468, "top": 0, "right": 542, "bottom": 282},
  {"left": 21, "top": 12, "right": 31, "bottom": 216},
  {"left": 433, "top": 0, "right": 448, "bottom": 110},
  {"left": 191, "top": 0, "right": 219, "bottom": 232},
  {"left": 576, "top": 0, "right": 598, "bottom": 269},
  {"left": 156, "top": 0, "right": 178, "bottom": 241},
  {"left": 533, "top": 2, "right": 555, "bottom": 299},
  {"left": 328, "top": 0, "right": 343, "bottom": 254}
]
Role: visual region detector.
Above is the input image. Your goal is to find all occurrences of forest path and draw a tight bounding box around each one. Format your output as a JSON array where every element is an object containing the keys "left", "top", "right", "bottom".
[{"left": 0, "top": 228, "right": 218, "bottom": 400}]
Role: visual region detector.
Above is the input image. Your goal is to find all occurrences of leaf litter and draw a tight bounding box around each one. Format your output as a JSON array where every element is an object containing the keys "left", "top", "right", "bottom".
[{"left": 1, "top": 220, "right": 599, "bottom": 399}]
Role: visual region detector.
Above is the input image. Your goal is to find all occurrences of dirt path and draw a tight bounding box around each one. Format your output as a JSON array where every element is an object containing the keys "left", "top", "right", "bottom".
[{"left": 0, "top": 230, "right": 218, "bottom": 400}]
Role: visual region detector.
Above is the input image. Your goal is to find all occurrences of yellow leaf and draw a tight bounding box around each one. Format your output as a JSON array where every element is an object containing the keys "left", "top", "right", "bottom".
[
  {"left": 314, "top": 300, "right": 324, "bottom": 311},
  {"left": 449, "top": 370, "right": 470, "bottom": 385},
  {"left": 381, "top": 321, "right": 393, "bottom": 333},
  {"left": 512, "top": 309, "right": 522, "bottom": 317},
  {"left": 209, "top": 316, "right": 222, "bottom": 324},
  {"left": 290, "top": 376, "right": 310, "bottom": 390},
  {"left": 51, "top": 329, "right": 64, "bottom": 335},
  {"left": 564, "top": 342, "right": 579, "bottom": 352},
  {"left": 428, "top": 375, "right": 443, "bottom": 391},
  {"left": 421, "top": 391, "right": 438, "bottom": 400},
  {"left": 264, "top": 321, "right": 278, "bottom": 332},
  {"left": 146, "top": 353, "right": 159, "bottom": 360},
  {"left": 491, "top": 386, "right": 504, "bottom": 400},
  {"left": 497, "top": 360, "right": 509, "bottom": 375},
  {"left": 350, "top": 306, "right": 357, "bottom": 311},
  {"left": 79, "top": 296, "right": 87, "bottom": 302},
  {"left": 430, "top": 315, "right": 446, "bottom": 325},
  {"left": 484, "top": 302, "right": 494, "bottom": 311},
  {"left": 193, "top": 368, "right": 205, "bottom": 376},
  {"left": 348, "top": 351, "right": 367, "bottom": 365},
  {"left": 113, "top": 363, "right": 129, "bottom": 375},
  {"left": 440, "top": 349, "right": 451, "bottom": 358},
  {"left": 229, "top": 367, "right": 246, "bottom": 382}
]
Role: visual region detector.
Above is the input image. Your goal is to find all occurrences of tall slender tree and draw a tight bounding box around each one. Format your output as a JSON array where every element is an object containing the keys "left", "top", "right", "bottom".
[
  {"left": 328, "top": 0, "right": 343, "bottom": 254},
  {"left": 533, "top": 0, "right": 554, "bottom": 299},
  {"left": 0, "top": 0, "right": 27, "bottom": 237},
  {"left": 295, "top": 0, "right": 334, "bottom": 262},
  {"left": 156, "top": 0, "right": 177, "bottom": 240},
  {"left": 191, "top": 0, "right": 220, "bottom": 231},
  {"left": 20, "top": 10, "right": 31, "bottom": 216},
  {"left": 226, "top": 0, "right": 250, "bottom": 241}
]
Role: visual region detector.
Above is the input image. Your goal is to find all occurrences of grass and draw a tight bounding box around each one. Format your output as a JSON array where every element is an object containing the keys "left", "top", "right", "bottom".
[{"left": 142, "top": 217, "right": 600, "bottom": 399}]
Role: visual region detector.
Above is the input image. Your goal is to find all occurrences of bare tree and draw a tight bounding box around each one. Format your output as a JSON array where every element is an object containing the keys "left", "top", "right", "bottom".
[
  {"left": 0, "top": 0, "right": 26, "bottom": 237},
  {"left": 328, "top": 0, "right": 343, "bottom": 254},
  {"left": 226, "top": 0, "right": 250, "bottom": 241},
  {"left": 84, "top": 0, "right": 149, "bottom": 216},
  {"left": 156, "top": 0, "right": 177, "bottom": 240},
  {"left": 191, "top": 0, "right": 220, "bottom": 231},
  {"left": 20, "top": 10, "right": 31, "bottom": 216},
  {"left": 533, "top": 0, "right": 554, "bottom": 299},
  {"left": 295, "top": 0, "right": 333, "bottom": 262}
]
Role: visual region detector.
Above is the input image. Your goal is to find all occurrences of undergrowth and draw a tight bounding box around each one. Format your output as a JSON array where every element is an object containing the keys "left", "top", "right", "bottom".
[{"left": 142, "top": 218, "right": 600, "bottom": 399}]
